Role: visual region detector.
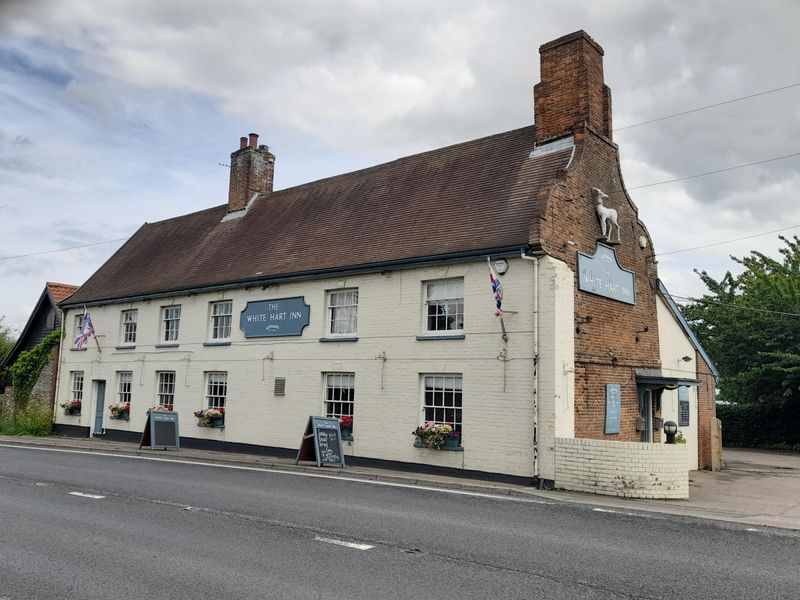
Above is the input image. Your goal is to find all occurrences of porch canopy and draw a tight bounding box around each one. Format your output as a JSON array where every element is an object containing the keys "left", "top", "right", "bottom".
[{"left": 635, "top": 369, "right": 699, "bottom": 390}]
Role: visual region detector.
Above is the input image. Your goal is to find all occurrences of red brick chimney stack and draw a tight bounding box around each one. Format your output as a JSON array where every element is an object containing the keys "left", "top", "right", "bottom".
[
  {"left": 228, "top": 132, "right": 276, "bottom": 212},
  {"left": 534, "top": 30, "right": 612, "bottom": 143}
]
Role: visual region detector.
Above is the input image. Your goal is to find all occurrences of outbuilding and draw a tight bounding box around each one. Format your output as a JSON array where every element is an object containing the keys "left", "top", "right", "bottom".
[{"left": 55, "top": 31, "right": 718, "bottom": 498}]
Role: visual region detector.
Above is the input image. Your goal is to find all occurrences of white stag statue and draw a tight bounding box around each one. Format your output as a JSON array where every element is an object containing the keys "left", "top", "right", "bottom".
[{"left": 592, "top": 187, "right": 620, "bottom": 243}]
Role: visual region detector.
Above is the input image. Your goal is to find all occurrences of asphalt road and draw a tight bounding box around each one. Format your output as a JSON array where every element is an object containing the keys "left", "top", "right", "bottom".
[{"left": 1, "top": 445, "right": 798, "bottom": 599}]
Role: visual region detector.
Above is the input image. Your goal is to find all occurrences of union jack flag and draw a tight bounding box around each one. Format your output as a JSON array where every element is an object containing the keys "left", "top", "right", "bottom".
[
  {"left": 73, "top": 308, "right": 95, "bottom": 350},
  {"left": 487, "top": 257, "right": 503, "bottom": 317}
]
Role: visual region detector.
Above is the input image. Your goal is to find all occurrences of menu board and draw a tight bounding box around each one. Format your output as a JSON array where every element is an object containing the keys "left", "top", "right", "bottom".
[
  {"left": 296, "top": 416, "right": 345, "bottom": 467},
  {"left": 678, "top": 386, "right": 690, "bottom": 427}
]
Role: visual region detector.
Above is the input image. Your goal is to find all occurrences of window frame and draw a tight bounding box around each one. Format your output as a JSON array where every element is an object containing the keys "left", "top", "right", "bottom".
[
  {"left": 157, "top": 371, "right": 176, "bottom": 410},
  {"left": 161, "top": 305, "right": 182, "bottom": 343},
  {"left": 116, "top": 371, "right": 133, "bottom": 405},
  {"left": 326, "top": 288, "right": 359, "bottom": 337},
  {"left": 422, "top": 278, "right": 464, "bottom": 335},
  {"left": 420, "top": 374, "right": 463, "bottom": 432},
  {"left": 120, "top": 309, "right": 138, "bottom": 346},
  {"left": 323, "top": 372, "right": 355, "bottom": 420},
  {"left": 209, "top": 300, "right": 233, "bottom": 341},
  {"left": 205, "top": 371, "right": 227, "bottom": 409},
  {"left": 70, "top": 371, "right": 84, "bottom": 402}
]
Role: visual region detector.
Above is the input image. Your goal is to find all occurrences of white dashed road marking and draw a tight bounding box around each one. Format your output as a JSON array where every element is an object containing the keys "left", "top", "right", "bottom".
[
  {"left": 593, "top": 508, "right": 638, "bottom": 517},
  {"left": 68, "top": 492, "right": 106, "bottom": 499},
  {"left": 314, "top": 535, "right": 374, "bottom": 550}
]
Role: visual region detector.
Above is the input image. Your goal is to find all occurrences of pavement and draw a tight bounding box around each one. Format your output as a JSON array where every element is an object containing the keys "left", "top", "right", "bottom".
[{"left": 1, "top": 434, "right": 798, "bottom": 531}]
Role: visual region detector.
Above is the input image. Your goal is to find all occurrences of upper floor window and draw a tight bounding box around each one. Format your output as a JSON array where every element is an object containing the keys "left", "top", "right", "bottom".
[
  {"left": 120, "top": 309, "right": 137, "bottom": 345},
  {"left": 161, "top": 305, "right": 181, "bottom": 342},
  {"left": 424, "top": 279, "right": 464, "bottom": 334},
  {"left": 327, "top": 289, "right": 358, "bottom": 336},
  {"left": 117, "top": 371, "right": 133, "bottom": 404},
  {"left": 210, "top": 301, "right": 233, "bottom": 341},
  {"left": 157, "top": 371, "right": 176, "bottom": 410}
]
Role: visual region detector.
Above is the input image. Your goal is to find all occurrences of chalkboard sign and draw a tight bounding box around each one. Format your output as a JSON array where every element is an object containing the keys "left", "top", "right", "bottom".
[
  {"left": 604, "top": 384, "right": 621, "bottom": 434},
  {"left": 678, "top": 386, "right": 690, "bottom": 427},
  {"left": 296, "top": 416, "right": 345, "bottom": 467},
  {"left": 140, "top": 410, "right": 180, "bottom": 451}
]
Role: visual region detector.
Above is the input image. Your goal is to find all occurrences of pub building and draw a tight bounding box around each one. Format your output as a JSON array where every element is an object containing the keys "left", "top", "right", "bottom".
[{"left": 55, "top": 31, "right": 719, "bottom": 498}]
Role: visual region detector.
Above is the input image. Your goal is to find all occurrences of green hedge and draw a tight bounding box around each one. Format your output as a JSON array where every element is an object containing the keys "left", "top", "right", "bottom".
[{"left": 717, "top": 402, "right": 800, "bottom": 451}]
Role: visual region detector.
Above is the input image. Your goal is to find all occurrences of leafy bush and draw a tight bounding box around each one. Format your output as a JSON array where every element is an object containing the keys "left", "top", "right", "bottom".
[
  {"left": 0, "top": 402, "right": 53, "bottom": 436},
  {"left": 8, "top": 329, "right": 61, "bottom": 406}
]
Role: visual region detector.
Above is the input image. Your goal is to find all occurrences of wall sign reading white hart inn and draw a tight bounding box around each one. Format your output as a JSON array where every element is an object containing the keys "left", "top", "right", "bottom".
[
  {"left": 240, "top": 297, "right": 310, "bottom": 337},
  {"left": 577, "top": 244, "right": 636, "bottom": 305}
]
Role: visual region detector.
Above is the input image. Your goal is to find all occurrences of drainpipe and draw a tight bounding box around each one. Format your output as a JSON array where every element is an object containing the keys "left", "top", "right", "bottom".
[
  {"left": 52, "top": 308, "right": 66, "bottom": 424},
  {"left": 520, "top": 250, "right": 541, "bottom": 482}
]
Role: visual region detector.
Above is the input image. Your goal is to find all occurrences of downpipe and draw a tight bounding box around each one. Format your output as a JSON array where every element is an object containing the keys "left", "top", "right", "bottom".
[{"left": 520, "top": 251, "right": 540, "bottom": 483}]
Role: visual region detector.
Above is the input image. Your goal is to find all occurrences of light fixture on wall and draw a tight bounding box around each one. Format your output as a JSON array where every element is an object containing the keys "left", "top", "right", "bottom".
[
  {"left": 493, "top": 259, "right": 509, "bottom": 275},
  {"left": 680, "top": 355, "right": 692, "bottom": 362}
]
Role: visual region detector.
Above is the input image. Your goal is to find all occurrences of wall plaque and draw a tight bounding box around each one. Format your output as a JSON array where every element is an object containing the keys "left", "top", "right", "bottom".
[
  {"left": 240, "top": 297, "right": 310, "bottom": 338},
  {"left": 577, "top": 243, "right": 636, "bottom": 305},
  {"left": 678, "top": 386, "right": 690, "bottom": 427},
  {"left": 605, "top": 383, "right": 622, "bottom": 435}
]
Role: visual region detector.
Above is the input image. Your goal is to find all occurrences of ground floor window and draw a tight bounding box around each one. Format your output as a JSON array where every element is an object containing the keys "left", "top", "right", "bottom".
[
  {"left": 157, "top": 371, "right": 176, "bottom": 410},
  {"left": 205, "top": 372, "right": 227, "bottom": 409},
  {"left": 116, "top": 371, "right": 132, "bottom": 404},
  {"left": 422, "top": 374, "right": 462, "bottom": 431},
  {"left": 324, "top": 373, "right": 354, "bottom": 419},
  {"left": 70, "top": 371, "right": 84, "bottom": 401}
]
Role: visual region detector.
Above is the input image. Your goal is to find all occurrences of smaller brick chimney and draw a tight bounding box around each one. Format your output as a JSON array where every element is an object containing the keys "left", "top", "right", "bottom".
[
  {"left": 534, "top": 30, "right": 612, "bottom": 143},
  {"left": 227, "top": 133, "right": 276, "bottom": 212}
]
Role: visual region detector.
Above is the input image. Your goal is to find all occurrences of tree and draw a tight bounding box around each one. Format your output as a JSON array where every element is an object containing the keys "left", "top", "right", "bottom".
[
  {"left": 0, "top": 316, "right": 16, "bottom": 365},
  {"left": 683, "top": 236, "right": 800, "bottom": 408}
]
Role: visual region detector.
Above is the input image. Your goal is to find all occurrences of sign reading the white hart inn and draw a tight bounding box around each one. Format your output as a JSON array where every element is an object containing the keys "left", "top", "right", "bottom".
[
  {"left": 577, "top": 244, "right": 636, "bottom": 305},
  {"left": 240, "top": 297, "right": 310, "bottom": 337}
]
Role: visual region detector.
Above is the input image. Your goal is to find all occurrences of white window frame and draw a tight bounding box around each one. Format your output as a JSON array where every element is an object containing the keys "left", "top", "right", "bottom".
[
  {"left": 70, "top": 371, "right": 84, "bottom": 402},
  {"left": 116, "top": 371, "right": 133, "bottom": 405},
  {"left": 323, "top": 373, "right": 355, "bottom": 419},
  {"left": 157, "top": 371, "right": 176, "bottom": 410},
  {"left": 326, "top": 289, "right": 358, "bottom": 337},
  {"left": 420, "top": 374, "right": 463, "bottom": 432},
  {"left": 209, "top": 300, "right": 233, "bottom": 341},
  {"left": 73, "top": 314, "right": 83, "bottom": 340},
  {"left": 161, "top": 305, "right": 181, "bottom": 343},
  {"left": 205, "top": 372, "right": 227, "bottom": 409},
  {"left": 423, "top": 278, "right": 464, "bottom": 335},
  {"left": 120, "top": 309, "right": 137, "bottom": 345}
]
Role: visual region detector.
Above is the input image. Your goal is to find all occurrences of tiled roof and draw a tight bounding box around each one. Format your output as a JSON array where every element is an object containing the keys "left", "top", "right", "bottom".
[
  {"left": 46, "top": 282, "right": 79, "bottom": 304},
  {"left": 64, "top": 125, "right": 572, "bottom": 306}
]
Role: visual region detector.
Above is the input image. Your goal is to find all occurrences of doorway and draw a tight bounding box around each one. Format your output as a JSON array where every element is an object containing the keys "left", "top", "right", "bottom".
[{"left": 93, "top": 380, "right": 106, "bottom": 436}]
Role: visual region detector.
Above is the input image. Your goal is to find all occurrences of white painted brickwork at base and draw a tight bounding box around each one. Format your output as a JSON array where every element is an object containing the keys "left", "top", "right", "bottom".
[{"left": 554, "top": 437, "right": 689, "bottom": 499}]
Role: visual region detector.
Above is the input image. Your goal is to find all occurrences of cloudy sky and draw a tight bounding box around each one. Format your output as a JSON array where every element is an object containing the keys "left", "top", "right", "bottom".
[{"left": 1, "top": 0, "right": 799, "bottom": 333}]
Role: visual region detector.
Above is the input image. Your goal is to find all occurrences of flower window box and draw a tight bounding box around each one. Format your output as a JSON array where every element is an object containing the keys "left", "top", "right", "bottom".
[
  {"left": 60, "top": 400, "right": 82, "bottom": 416},
  {"left": 412, "top": 422, "right": 462, "bottom": 451},
  {"left": 109, "top": 402, "right": 131, "bottom": 421},
  {"left": 195, "top": 408, "right": 224, "bottom": 428},
  {"left": 339, "top": 416, "right": 353, "bottom": 441}
]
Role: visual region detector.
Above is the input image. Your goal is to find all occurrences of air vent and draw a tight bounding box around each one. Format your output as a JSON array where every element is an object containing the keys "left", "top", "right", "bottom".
[{"left": 274, "top": 377, "right": 286, "bottom": 396}]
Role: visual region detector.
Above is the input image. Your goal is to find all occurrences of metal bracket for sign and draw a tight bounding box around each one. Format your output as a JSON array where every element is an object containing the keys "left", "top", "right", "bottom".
[{"left": 296, "top": 416, "right": 345, "bottom": 468}]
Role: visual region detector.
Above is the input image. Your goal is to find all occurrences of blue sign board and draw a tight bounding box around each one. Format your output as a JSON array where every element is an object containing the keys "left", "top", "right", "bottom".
[
  {"left": 240, "top": 297, "right": 310, "bottom": 338},
  {"left": 678, "top": 386, "right": 690, "bottom": 426},
  {"left": 605, "top": 383, "right": 621, "bottom": 434},
  {"left": 578, "top": 243, "right": 636, "bottom": 305}
]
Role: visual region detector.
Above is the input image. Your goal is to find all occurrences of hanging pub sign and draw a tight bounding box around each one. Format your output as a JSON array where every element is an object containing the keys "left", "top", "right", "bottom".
[
  {"left": 604, "top": 384, "right": 622, "bottom": 435},
  {"left": 678, "top": 386, "right": 690, "bottom": 426},
  {"left": 240, "top": 297, "right": 310, "bottom": 338},
  {"left": 577, "top": 243, "right": 636, "bottom": 305}
]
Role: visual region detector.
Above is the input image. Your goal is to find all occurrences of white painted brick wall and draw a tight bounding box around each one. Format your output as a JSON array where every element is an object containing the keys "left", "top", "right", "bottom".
[
  {"left": 554, "top": 437, "right": 689, "bottom": 499},
  {"left": 56, "top": 257, "right": 560, "bottom": 478}
]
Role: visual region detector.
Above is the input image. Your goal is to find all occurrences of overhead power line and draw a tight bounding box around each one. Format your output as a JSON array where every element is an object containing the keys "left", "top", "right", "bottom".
[
  {"left": 0, "top": 237, "right": 130, "bottom": 261},
  {"left": 670, "top": 294, "right": 800, "bottom": 317},
  {"left": 657, "top": 224, "right": 800, "bottom": 256},
  {"left": 614, "top": 83, "right": 800, "bottom": 131},
  {"left": 628, "top": 151, "right": 800, "bottom": 190}
]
